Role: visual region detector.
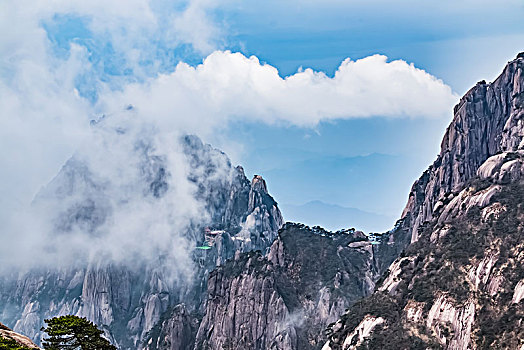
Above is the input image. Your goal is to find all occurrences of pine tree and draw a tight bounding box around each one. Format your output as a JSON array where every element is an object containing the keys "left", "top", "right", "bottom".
[{"left": 41, "top": 316, "right": 116, "bottom": 350}]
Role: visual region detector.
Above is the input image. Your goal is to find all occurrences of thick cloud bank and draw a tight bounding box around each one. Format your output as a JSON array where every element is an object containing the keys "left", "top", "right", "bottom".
[
  {"left": 1, "top": 119, "right": 232, "bottom": 278},
  {"left": 101, "top": 51, "right": 457, "bottom": 131}
]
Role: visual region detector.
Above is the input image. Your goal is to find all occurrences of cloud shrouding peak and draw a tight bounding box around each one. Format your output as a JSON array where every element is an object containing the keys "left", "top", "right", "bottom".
[
  {"left": 101, "top": 51, "right": 458, "bottom": 132},
  {"left": 0, "top": 1, "right": 459, "bottom": 273}
]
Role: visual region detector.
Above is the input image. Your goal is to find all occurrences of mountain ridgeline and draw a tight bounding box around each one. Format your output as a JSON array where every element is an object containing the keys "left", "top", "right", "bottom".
[{"left": 1, "top": 54, "right": 523, "bottom": 350}]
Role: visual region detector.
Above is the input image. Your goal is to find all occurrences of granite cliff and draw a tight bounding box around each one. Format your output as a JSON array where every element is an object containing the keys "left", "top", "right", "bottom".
[
  {"left": 323, "top": 53, "right": 524, "bottom": 350},
  {"left": 3, "top": 53, "right": 524, "bottom": 350},
  {"left": 142, "top": 224, "right": 378, "bottom": 350}
]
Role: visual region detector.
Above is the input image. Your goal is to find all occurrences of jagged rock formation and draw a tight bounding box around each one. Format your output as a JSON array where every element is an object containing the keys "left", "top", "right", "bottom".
[
  {"left": 3, "top": 49, "right": 522, "bottom": 350},
  {"left": 0, "top": 322, "right": 39, "bottom": 349},
  {"left": 323, "top": 54, "right": 524, "bottom": 350},
  {"left": 400, "top": 54, "right": 524, "bottom": 243},
  {"left": 141, "top": 304, "right": 199, "bottom": 350},
  {"left": 188, "top": 223, "right": 377, "bottom": 350},
  {"left": 0, "top": 133, "right": 283, "bottom": 349}
]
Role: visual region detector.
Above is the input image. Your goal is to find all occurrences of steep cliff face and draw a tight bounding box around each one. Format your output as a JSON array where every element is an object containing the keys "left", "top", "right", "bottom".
[
  {"left": 189, "top": 224, "right": 377, "bottom": 350},
  {"left": 194, "top": 251, "right": 294, "bottom": 350},
  {"left": 0, "top": 134, "right": 283, "bottom": 349},
  {"left": 400, "top": 55, "right": 524, "bottom": 243},
  {"left": 141, "top": 304, "right": 199, "bottom": 350},
  {"left": 323, "top": 54, "right": 524, "bottom": 350}
]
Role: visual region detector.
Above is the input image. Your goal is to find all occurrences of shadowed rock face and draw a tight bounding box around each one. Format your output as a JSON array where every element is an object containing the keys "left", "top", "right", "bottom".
[
  {"left": 0, "top": 135, "right": 283, "bottom": 349},
  {"left": 140, "top": 304, "right": 199, "bottom": 350},
  {"left": 323, "top": 54, "right": 524, "bottom": 350},
  {"left": 190, "top": 224, "right": 377, "bottom": 350}
]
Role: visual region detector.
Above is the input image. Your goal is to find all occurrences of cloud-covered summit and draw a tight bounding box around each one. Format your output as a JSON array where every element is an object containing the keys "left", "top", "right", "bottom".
[{"left": 0, "top": 0, "right": 457, "bottom": 215}]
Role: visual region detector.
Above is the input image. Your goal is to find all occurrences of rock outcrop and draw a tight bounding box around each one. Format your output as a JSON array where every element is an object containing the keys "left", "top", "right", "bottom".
[
  {"left": 323, "top": 53, "right": 524, "bottom": 350},
  {"left": 191, "top": 224, "right": 377, "bottom": 350},
  {"left": 141, "top": 304, "right": 199, "bottom": 350},
  {"left": 399, "top": 54, "right": 524, "bottom": 243},
  {"left": 0, "top": 321, "right": 39, "bottom": 349}
]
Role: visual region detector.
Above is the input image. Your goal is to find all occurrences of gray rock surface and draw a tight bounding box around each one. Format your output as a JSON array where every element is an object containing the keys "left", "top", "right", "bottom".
[
  {"left": 323, "top": 53, "right": 524, "bottom": 350},
  {"left": 400, "top": 54, "right": 524, "bottom": 243},
  {"left": 193, "top": 224, "right": 377, "bottom": 350},
  {"left": 140, "top": 304, "right": 199, "bottom": 350}
]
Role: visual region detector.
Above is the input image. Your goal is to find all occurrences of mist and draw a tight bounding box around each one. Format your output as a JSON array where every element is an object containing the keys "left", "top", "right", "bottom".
[{"left": 3, "top": 116, "right": 231, "bottom": 284}]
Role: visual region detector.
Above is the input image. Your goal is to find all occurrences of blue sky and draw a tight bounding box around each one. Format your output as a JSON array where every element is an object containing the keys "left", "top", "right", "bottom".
[
  {"left": 1, "top": 0, "right": 523, "bottom": 232},
  {"left": 221, "top": 0, "right": 524, "bottom": 230}
]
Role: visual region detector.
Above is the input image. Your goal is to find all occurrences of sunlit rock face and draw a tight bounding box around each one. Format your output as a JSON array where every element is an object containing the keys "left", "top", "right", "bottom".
[
  {"left": 323, "top": 54, "right": 524, "bottom": 350},
  {"left": 0, "top": 128, "right": 283, "bottom": 349},
  {"left": 399, "top": 54, "right": 524, "bottom": 244}
]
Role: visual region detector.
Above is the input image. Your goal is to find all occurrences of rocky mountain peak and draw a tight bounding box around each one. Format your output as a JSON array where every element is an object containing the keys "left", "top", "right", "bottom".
[
  {"left": 400, "top": 54, "right": 524, "bottom": 243},
  {"left": 251, "top": 174, "right": 268, "bottom": 192},
  {"left": 0, "top": 134, "right": 284, "bottom": 349},
  {"left": 249, "top": 175, "right": 275, "bottom": 209},
  {"left": 192, "top": 223, "right": 377, "bottom": 350}
]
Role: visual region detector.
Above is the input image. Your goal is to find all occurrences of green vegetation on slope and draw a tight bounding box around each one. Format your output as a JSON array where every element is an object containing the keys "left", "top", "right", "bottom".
[
  {"left": 0, "top": 336, "right": 33, "bottom": 350},
  {"left": 326, "top": 178, "right": 524, "bottom": 349}
]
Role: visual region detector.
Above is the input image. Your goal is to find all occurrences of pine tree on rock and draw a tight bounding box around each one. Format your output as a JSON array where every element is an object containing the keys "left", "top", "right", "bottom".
[{"left": 41, "top": 316, "right": 116, "bottom": 350}]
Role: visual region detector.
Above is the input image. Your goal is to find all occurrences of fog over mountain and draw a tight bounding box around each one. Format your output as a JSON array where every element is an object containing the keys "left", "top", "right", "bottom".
[
  {"left": 0, "top": 121, "right": 285, "bottom": 347},
  {"left": 3, "top": 111, "right": 216, "bottom": 272},
  {"left": 0, "top": 1, "right": 459, "bottom": 242}
]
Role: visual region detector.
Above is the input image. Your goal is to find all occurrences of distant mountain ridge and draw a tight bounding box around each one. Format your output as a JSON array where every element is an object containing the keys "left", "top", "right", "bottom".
[
  {"left": 281, "top": 201, "right": 394, "bottom": 232},
  {"left": 261, "top": 152, "right": 427, "bottom": 222}
]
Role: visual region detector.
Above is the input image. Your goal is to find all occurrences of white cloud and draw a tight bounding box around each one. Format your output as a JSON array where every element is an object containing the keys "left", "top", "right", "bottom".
[
  {"left": 0, "top": 0, "right": 228, "bottom": 208},
  {"left": 99, "top": 51, "right": 457, "bottom": 133},
  {"left": 169, "top": 0, "right": 227, "bottom": 54},
  {"left": 0, "top": 0, "right": 458, "bottom": 211}
]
